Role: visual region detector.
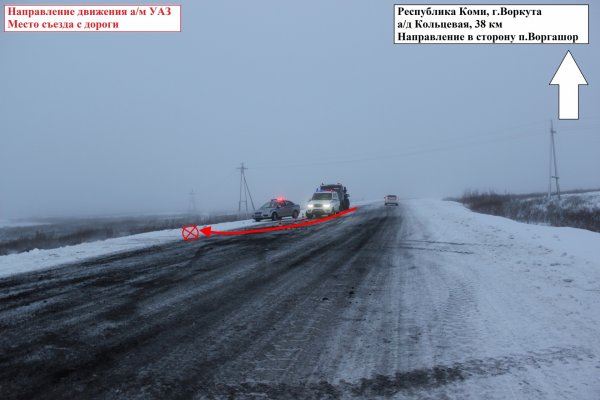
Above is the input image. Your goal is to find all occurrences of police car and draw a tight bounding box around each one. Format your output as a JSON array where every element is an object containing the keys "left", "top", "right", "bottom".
[{"left": 254, "top": 198, "right": 300, "bottom": 221}]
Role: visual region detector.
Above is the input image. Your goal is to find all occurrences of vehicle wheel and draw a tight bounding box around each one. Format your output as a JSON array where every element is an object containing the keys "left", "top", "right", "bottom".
[
  {"left": 292, "top": 210, "right": 299, "bottom": 219},
  {"left": 271, "top": 212, "right": 279, "bottom": 221},
  {"left": 254, "top": 218, "right": 261, "bottom": 222}
]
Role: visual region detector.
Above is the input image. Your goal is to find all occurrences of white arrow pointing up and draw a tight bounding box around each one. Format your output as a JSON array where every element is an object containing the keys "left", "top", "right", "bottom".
[{"left": 550, "top": 51, "right": 588, "bottom": 120}]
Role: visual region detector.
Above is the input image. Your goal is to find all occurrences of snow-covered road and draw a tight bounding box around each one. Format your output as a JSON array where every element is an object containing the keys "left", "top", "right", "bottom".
[
  {"left": 0, "top": 200, "right": 598, "bottom": 399},
  {"left": 386, "top": 200, "right": 600, "bottom": 399}
]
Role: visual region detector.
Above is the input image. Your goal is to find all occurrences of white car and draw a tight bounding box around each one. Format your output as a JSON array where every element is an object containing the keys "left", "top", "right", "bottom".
[
  {"left": 306, "top": 191, "right": 341, "bottom": 219},
  {"left": 384, "top": 195, "right": 399, "bottom": 206}
]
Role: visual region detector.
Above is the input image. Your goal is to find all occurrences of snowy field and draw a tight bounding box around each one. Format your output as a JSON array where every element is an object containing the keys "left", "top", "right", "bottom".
[
  {"left": 526, "top": 190, "right": 600, "bottom": 213},
  {"left": 550, "top": 190, "right": 600, "bottom": 211},
  {"left": 460, "top": 189, "right": 600, "bottom": 234},
  {"left": 0, "top": 220, "right": 47, "bottom": 228}
]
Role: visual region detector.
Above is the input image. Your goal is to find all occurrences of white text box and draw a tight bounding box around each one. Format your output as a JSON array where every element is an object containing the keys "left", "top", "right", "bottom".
[{"left": 394, "top": 4, "right": 588, "bottom": 44}]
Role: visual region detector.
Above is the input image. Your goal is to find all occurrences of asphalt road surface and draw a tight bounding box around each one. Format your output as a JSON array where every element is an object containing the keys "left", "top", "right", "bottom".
[{"left": 0, "top": 203, "right": 586, "bottom": 399}]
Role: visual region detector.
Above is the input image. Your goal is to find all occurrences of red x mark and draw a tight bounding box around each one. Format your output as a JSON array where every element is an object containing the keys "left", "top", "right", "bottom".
[{"left": 181, "top": 225, "right": 200, "bottom": 241}]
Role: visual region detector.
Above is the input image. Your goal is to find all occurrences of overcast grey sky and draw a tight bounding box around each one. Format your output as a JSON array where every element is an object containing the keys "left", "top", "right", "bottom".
[{"left": 1, "top": 0, "right": 598, "bottom": 218}]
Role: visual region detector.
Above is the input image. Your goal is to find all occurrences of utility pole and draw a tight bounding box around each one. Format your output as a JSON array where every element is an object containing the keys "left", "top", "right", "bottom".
[
  {"left": 237, "top": 162, "right": 255, "bottom": 213},
  {"left": 548, "top": 120, "right": 561, "bottom": 199},
  {"left": 188, "top": 190, "right": 197, "bottom": 214}
]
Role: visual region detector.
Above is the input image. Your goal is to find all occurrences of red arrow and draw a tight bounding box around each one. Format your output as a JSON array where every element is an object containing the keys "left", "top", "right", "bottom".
[{"left": 198, "top": 207, "right": 358, "bottom": 238}]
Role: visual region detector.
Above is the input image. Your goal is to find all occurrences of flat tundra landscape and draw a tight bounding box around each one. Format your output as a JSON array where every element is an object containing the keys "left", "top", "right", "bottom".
[{"left": 1, "top": 200, "right": 599, "bottom": 399}]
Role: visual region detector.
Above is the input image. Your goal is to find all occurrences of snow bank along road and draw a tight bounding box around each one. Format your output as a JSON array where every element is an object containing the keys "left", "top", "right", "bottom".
[{"left": 1, "top": 201, "right": 599, "bottom": 399}]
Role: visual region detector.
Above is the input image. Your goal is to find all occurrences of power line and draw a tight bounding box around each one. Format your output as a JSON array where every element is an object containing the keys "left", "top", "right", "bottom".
[
  {"left": 252, "top": 128, "right": 548, "bottom": 170},
  {"left": 237, "top": 162, "right": 255, "bottom": 213},
  {"left": 248, "top": 121, "right": 598, "bottom": 170},
  {"left": 548, "top": 120, "right": 561, "bottom": 199}
]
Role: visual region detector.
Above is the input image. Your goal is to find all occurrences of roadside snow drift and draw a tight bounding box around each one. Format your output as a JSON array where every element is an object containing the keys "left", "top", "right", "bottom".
[
  {"left": 0, "top": 219, "right": 259, "bottom": 278},
  {"left": 385, "top": 199, "right": 600, "bottom": 399}
]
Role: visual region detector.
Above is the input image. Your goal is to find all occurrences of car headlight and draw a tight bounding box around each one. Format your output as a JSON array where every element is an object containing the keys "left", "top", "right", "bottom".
[
  {"left": 324, "top": 203, "right": 331, "bottom": 208},
  {"left": 307, "top": 204, "right": 314, "bottom": 208}
]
